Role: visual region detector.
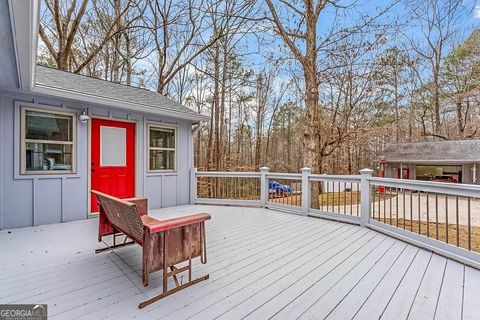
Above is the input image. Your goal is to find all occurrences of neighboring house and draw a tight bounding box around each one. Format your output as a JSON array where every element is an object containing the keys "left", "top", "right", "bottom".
[
  {"left": 378, "top": 140, "right": 480, "bottom": 184},
  {"left": 0, "top": 1, "right": 207, "bottom": 229}
]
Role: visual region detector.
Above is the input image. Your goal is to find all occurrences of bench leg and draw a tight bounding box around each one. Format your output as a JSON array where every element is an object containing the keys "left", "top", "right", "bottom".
[
  {"left": 95, "top": 234, "right": 135, "bottom": 254},
  {"left": 138, "top": 274, "right": 209, "bottom": 309},
  {"left": 138, "top": 228, "right": 209, "bottom": 309}
]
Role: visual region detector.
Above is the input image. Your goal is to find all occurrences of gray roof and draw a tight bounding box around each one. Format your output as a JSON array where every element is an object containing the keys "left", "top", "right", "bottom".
[
  {"left": 380, "top": 140, "right": 480, "bottom": 163},
  {"left": 35, "top": 65, "right": 207, "bottom": 121}
]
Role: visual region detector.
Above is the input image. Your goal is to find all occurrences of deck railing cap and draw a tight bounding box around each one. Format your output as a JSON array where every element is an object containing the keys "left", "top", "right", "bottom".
[
  {"left": 301, "top": 167, "right": 312, "bottom": 173},
  {"left": 359, "top": 168, "right": 374, "bottom": 175},
  {"left": 259, "top": 166, "right": 270, "bottom": 172}
]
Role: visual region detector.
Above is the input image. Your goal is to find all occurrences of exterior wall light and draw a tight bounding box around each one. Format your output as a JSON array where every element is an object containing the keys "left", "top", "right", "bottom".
[{"left": 79, "top": 110, "right": 90, "bottom": 123}]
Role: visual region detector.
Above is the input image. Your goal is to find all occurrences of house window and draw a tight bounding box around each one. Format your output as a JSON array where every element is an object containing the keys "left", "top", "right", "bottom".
[
  {"left": 148, "top": 125, "right": 176, "bottom": 171},
  {"left": 21, "top": 107, "right": 76, "bottom": 174}
]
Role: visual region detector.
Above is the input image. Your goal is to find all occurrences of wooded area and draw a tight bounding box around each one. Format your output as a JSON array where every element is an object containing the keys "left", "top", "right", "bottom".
[{"left": 38, "top": 0, "right": 480, "bottom": 174}]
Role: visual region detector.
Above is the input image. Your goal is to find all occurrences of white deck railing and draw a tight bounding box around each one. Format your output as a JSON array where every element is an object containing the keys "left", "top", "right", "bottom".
[{"left": 191, "top": 167, "right": 480, "bottom": 269}]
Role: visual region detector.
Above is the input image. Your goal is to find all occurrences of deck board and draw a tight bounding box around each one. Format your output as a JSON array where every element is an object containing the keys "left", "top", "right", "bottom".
[
  {"left": 324, "top": 240, "right": 408, "bottom": 320},
  {"left": 0, "top": 205, "right": 479, "bottom": 320},
  {"left": 380, "top": 249, "right": 432, "bottom": 320},
  {"left": 407, "top": 254, "right": 447, "bottom": 320},
  {"left": 462, "top": 266, "right": 480, "bottom": 320},
  {"left": 434, "top": 260, "right": 465, "bottom": 320}
]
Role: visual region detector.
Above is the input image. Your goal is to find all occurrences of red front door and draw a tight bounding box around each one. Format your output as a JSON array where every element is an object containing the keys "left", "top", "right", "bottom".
[{"left": 90, "top": 119, "right": 135, "bottom": 212}]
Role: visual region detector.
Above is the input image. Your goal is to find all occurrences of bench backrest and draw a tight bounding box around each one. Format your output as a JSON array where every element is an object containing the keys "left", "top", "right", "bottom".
[{"left": 91, "top": 191, "right": 144, "bottom": 244}]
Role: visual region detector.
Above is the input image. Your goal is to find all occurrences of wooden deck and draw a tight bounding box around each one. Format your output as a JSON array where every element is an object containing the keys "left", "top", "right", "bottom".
[{"left": 1, "top": 205, "right": 479, "bottom": 320}]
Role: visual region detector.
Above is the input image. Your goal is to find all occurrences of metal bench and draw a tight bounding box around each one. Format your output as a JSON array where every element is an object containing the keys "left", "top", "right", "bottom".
[{"left": 91, "top": 190, "right": 211, "bottom": 308}]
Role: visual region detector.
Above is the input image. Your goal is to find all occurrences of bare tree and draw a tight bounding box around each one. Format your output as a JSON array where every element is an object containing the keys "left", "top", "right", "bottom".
[
  {"left": 39, "top": 0, "right": 143, "bottom": 72},
  {"left": 144, "top": 0, "right": 227, "bottom": 95},
  {"left": 405, "top": 0, "right": 469, "bottom": 137}
]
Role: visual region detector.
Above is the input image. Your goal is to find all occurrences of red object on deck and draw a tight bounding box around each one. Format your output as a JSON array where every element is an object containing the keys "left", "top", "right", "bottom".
[{"left": 91, "top": 190, "right": 211, "bottom": 309}]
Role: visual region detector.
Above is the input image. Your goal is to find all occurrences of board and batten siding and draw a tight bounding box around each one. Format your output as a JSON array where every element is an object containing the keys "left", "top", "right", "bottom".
[{"left": 0, "top": 90, "right": 194, "bottom": 229}]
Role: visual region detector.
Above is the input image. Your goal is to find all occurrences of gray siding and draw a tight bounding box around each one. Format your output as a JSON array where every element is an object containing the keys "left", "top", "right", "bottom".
[{"left": 0, "top": 90, "right": 193, "bottom": 229}]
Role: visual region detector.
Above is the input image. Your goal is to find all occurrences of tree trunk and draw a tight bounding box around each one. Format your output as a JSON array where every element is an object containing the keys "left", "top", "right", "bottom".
[{"left": 456, "top": 102, "right": 464, "bottom": 137}]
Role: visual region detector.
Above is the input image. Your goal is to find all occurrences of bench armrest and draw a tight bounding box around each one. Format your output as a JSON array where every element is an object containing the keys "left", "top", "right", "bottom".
[
  {"left": 125, "top": 197, "right": 148, "bottom": 216},
  {"left": 144, "top": 213, "right": 211, "bottom": 233}
]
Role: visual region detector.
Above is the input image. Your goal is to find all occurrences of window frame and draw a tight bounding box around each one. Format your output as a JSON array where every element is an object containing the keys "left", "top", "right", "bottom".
[
  {"left": 20, "top": 106, "right": 77, "bottom": 175},
  {"left": 147, "top": 124, "right": 177, "bottom": 173}
]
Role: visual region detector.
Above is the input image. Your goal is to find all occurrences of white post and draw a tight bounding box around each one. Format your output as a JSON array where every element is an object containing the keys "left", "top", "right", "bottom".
[
  {"left": 301, "top": 167, "right": 312, "bottom": 215},
  {"left": 359, "top": 168, "right": 374, "bottom": 227},
  {"left": 260, "top": 166, "right": 270, "bottom": 206},
  {"left": 190, "top": 167, "right": 197, "bottom": 205}
]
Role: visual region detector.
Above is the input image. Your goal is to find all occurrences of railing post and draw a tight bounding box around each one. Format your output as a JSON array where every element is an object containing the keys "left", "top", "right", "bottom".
[
  {"left": 301, "top": 167, "right": 312, "bottom": 215},
  {"left": 190, "top": 167, "right": 197, "bottom": 205},
  {"left": 359, "top": 168, "right": 374, "bottom": 227},
  {"left": 260, "top": 166, "right": 270, "bottom": 206}
]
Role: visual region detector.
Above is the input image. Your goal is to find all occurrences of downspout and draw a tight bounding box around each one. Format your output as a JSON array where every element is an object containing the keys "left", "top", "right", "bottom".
[
  {"left": 191, "top": 122, "right": 202, "bottom": 167},
  {"left": 192, "top": 122, "right": 202, "bottom": 134}
]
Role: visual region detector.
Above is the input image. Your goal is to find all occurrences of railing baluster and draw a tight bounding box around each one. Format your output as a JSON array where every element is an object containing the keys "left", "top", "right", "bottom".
[
  {"left": 426, "top": 192, "right": 430, "bottom": 238},
  {"left": 396, "top": 188, "right": 399, "bottom": 227},
  {"left": 435, "top": 194, "right": 439, "bottom": 240},
  {"left": 418, "top": 192, "right": 421, "bottom": 235},
  {"left": 445, "top": 195, "right": 449, "bottom": 244},
  {"left": 337, "top": 182, "right": 341, "bottom": 214},
  {"left": 377, "top": 187, "right": 385, "bottom": 222},
  {"left": 389, "top": 187, "right": 392, "bottom": 225},
  {"left": 468, "top": 197, "right": 471, "bottom": 251},
  {"left": 320, "top": 182, "right": 324, "bottom": 211},
  {"left": 350, "top": 183, "right": 353, "bottom": 216},
  {"left": 402, "top": 188, "right": 406, "bottom": 229},
  {"left": 356, "top": 183, "right": 359, "bottom": 216},
  {"left": 372, "top": 186, "right": 375, "bottom": 220},
  {"left": 383, "top": 189, "right": 386, "bottom": 224},
  {"left": 456, "top": 195, "right": 459, "bottom": 247},
  {"left": 410, "top": 190, "right": 413, "bottom": 232},
  {"left": 332, "top": 182, "right": 335, "bottom": 213},
  {"left": 327, "top": 182, "right": 329, "bottom": 212}
]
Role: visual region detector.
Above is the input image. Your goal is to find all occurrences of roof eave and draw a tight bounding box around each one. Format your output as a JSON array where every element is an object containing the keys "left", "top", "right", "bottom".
[
  {"left": 374, "top": 159, "right": 480, "bottom": 164},
  {"left": 8, "top": 0, "right": 39, "bottom": 91},
  {"left": 32, "top": 83, "right": 210, "bottom": 123}
]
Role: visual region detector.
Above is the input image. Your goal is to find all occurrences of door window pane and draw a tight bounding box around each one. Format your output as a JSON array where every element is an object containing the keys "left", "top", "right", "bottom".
[{"left": 101, "top": 126, "right": 126, "bottom": 166}]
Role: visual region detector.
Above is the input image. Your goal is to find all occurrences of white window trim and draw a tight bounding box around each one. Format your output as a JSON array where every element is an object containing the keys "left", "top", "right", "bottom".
[
  {"left": 20, "top": 106, "right": 77, "bottom": 175},
  {"left": 147, "top": 124, "right": 177, "bottom": 172}
]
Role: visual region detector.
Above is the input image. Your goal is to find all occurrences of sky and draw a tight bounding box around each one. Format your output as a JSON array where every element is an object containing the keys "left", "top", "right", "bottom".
[{"left": 38, "top": 0, "right": 480, "bottom": 103}]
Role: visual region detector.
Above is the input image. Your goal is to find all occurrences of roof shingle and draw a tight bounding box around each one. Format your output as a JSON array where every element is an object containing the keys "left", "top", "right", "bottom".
[
  {"left": 380, "top": 140, "right": 480, "bottom": 163},
  {"left": 35, "top": 65, "right": 205, "bottom": 121}
]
